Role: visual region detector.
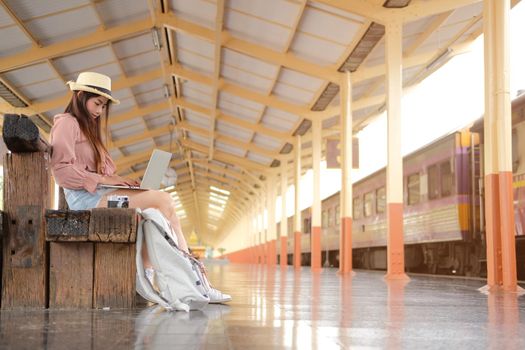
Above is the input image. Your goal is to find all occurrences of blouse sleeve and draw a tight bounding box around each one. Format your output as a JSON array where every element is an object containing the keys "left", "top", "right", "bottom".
[{"left": 50, "top": 117, "right": 103, "bottom": 193}]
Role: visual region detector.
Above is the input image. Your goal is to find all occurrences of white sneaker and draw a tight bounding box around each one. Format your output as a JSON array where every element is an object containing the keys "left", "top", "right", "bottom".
[{"left": 208, "top": 288, "right": 232, "bottom": 304}]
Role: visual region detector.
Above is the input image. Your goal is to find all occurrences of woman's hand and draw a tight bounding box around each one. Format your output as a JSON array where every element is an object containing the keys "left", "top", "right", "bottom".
[{"left": 101, "top": 175, "right": 140, "bottom": 187}]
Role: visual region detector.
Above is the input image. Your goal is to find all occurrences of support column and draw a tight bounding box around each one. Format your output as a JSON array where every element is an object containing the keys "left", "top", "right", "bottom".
[
  {"left": 293, "top": 135, "right": 302, "bottom": 269},
  {"left": 311, "top": 118, "right": 322, "bottom": 270},
  {"left": 385, "top": 21, "right": 408, "bottom": 280},
  {"left": 267, "top": 175, "right": 277, "bottom": 265},
  {"left": 482, "top": 0, "right": 522, "bottom": 292},
  {"left": 339, "top": 71, "right": 354, "bottom": 274},
  {"left": 280, "top": 161, "right": 289, "bottom": 268}
]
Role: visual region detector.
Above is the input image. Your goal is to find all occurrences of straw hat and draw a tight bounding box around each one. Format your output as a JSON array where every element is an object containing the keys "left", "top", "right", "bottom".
[{"left": 66, "top": 72, "right": 120, "bottom": 104}]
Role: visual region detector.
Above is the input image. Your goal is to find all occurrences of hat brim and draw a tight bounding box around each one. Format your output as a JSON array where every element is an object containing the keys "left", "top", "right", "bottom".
[{"left": 67, "top": 82, "right": 120, "bottom": 105}]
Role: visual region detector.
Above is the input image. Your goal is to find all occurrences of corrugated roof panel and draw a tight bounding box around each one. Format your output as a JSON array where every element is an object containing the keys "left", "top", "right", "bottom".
[
  {"left": 187, "top": 131, "right": 209, "bottom": 146},
  {"left": 120, "top": 50, "right": 159, "bottom": 76},
  {"left": 113, "top": 33, "right": 155, "bottom": 58},
  {"left": 252, "top": 134, "right": 281, "bottom": 150},
  {"left": 133, "top": 79, "right": 164, "bottom": 95},
  {"left": 219, "top": 92, "right": 264, "bottom": 116},
  {"left": 4, "top": 0, "right": 89, "bottom": 21},
  {"left": 222, "top": 48, "right": 280, "bottom": 78},
  {"left": 246, "top": 151, "right": 272, "bottom": 165},
  {"left": 0, "top": 6, "right": 13, "bottom": 26},
  {"left": 53, "top": 46, "right": 115, "bottom": 76},
  {"left": 61, "top": 63, "right": 122, "bottom": 83},
  {"left": 278, "top": 68, "right": 324, "bottom": 92},
  {"left": 272, "top": 83, "right": 315, "bottom": 105},
  {"left": 0, "top": 26, "right": 32, "bottom": 57},
  {"left": 260, "top": 107, "right": 299, "bottom": 131},
  {"left": 221, "top": 65, "right": 274, "bottom": 93},
  {"left": 153, "top": 134, "right": 174, "bottom": 146},
  {"left": 215, "top": 141, "right": 245, "bottom": 157},
  {"left": 182, "top": 86, "right": 213, "bottom": 108},
  {"left": 352, "top": 78, "right": 378, "bottom": 101},
  {"left": 110, "top": 119, "right": 144, "bottom": 139},
  {"left": 25, "top": 6, "right": 100, "bottom": 46},
  {"left": 177, "top": 49, "right": 214, "bottom": 75},
  {"left": 290, "top": 32, "right": 346, "bottom": 66},
  {"left": 225, "top": 10, "right": 291, "bottom": 52},
  {"left": 175, "top": 32, "right": 214, "bottom": 58},
  {"left": 112, "top": 87, "right": 134, "bottom": 101},
  {"left": 216, "top": 120, "right": 252, "bottom": 142},
  {"left": 229, "top": 0, "right": 300, "bottom": 26},
  {"left": 135, "top": 88, "right": 165, "bottom": 106},
  {"left": 110, "top": 97, "right": 136, "bottom": 114},
  {"left": 121, "top": 139, "right": 155, "bottom": 156},
  {"left": 299, "top": 6, "right": 362, "bottom": 46},
  {"left": 94, "top": 0, "right": 149, "bottom": 27},
  {"left": 145, "top": 113, "right": 172, "bottom": 129},
  {"left": 19, "top": 78, "right": 67, "bottom": 102},
  {"left": 2, "top": 62, "right": 55, "bottom": 87},
  {"left": 181, "top": 80, "right": 214, "bottom": 96},
  {"left": 306, "top": 2, "right": 365, "bottom": 23},
  {"left": 185, "top": 111, "right": 210, "bottom": 129},
  {"left": 168, "top": 0, "right": 216, "bottom": 29}
]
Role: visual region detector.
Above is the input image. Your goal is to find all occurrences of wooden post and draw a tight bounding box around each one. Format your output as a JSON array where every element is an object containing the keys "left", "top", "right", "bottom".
[{"left": 2, "top": 152, "right": 49, "bottom": 308}]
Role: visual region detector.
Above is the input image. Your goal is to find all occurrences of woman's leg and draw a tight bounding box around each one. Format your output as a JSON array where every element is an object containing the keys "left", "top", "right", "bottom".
[{"left": 98, "top": 189, "right": 189, "bottom": 252}]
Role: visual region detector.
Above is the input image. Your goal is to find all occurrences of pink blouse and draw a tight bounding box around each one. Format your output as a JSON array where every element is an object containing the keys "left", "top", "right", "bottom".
[{"left": 50, "top": 113, "right": 115, "bottom": 193}]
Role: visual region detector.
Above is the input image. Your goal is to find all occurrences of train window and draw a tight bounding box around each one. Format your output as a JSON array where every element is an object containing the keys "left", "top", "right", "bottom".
[
  {"left": 364, "top": 191, "right": 374, "bottom": 217},
  {"left": 427, "top": 164, "right": 440, "bottom": 200},
  {"left": 335, "top": 205, "right": 341, "bottom": 225},
  {"left": 407, "top": 173, "right": 421, "bottom": 205},
  {"left": 440, "top": 160, "right": 454, "bottom": 197},
  {"left": 353, "top": 196, "right": 362, "bottom": 219},
  {"left": 328, "top": 208, "right": 334, "bottom": 227},
  {"left": 376, "top": 187, "right": 386, "bottom": 213},
  {"left": 322, "top": 210, "right": 327, "bottom": 228}
]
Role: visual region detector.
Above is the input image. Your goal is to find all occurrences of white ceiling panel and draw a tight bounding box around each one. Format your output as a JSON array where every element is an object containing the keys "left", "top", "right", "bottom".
[
  {"left": 277, "top": 68, "right": 324, "bottom": 92},
  {"left": 290, "top": 32, "right": 346, "bottom": 66},
  {"left": 94, "top": 0, "right": 149, "bottom": 27},
  {"left": 113, "top": 33, "right": 155, "bottom": 58},
  {"left": 272, "top": 83, "right": 315, "bottom": 105},
  {"left": 53, "top": 46, "right": 115, "bottom": 76},
  {"left": 182, "top": 87, "right": 213, "bottom": 108},
  {"left": 219, "top": 92, "right": 265, "bottom": 121},
  {"left": 187, "top": 131, "right": 209, "bottom": 146},
  {"left": 3, "top": 62, "right": 56, "bottom": 87},
  {"left": 110, "top": 97, "right": 137, "bottom": 114},
  {"left": 299, "top": 6, "right": 362, "bottom": 45},
  {"left": 120, "top": 50, "right": 159, "bottom": 76},
  {"left": 246, "top": 151, "right": 272, "bottom": 165},
  {"left": 260, "top": 107, "right": 299, "bottom": 132},
  {"left": 215, "top": 141, "right": 245, "bottom": 158},
  {"left": 18, "top": 78, "right": 67, "bottom": 102},
  {"left": 135, "top": 88, "right": 165, "bottom": 106},
  {"left": 252, "top": 134, "right": 281, "bottom": 150},
  {"left": 122, "top": 139, "right": 155, "bottom": 156},
  {"left": 0, "top": 26, "right": 33, "bottom": 57},
  {"left": 111, "top": 119, "right": 145, "bottom": 138},
  {"left": 133, "top": 79, "right": 164, "bottom": 95},
  {"left": 177, "top": 49, "right": 214, "bottom": 75},
  {"left": 25, "top": 6, "right": 100, "bottom": 46},
  {"left": 175, "top": 32, "right": 214, "bottom": 58},
  {"left": 168, "top": 0, "right": 216, "bottom": 29},
  {"left": 222, "top": 48, "right": 280, "bottom": 78},
  {"left": 222, "top": 65, "right": 274, "bottom": 93},
  {"left": 216, "top": 120, "right": 252, "bottom": 142},
  {"left": 228, "top": 0, "right": 301, "bottom": 26},
  {"left": 225, "top": 10, "right": 291, "bottom": 52},
  {"left": 4, "top": 0, "right": 89, "bottom": 21}
]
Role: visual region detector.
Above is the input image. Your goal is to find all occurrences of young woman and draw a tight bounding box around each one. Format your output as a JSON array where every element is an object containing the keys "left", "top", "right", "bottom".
[{"left": 50, "top": 72, "right": 231, "bottom": 304}]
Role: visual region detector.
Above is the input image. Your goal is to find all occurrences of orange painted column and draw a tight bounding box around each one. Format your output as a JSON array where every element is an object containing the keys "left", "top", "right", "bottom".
[
  {"left": 293, "top": 135, "right": 302, "bottom": 269},
  {"left": 385, "top": 21, "right": 408, "bottom": 281},
  {"left": 280, "top": 161, "right": 289, "bottom": 268},
  {"left": 482, "top": 0, "right": 521, "bottom": 292},
  {"left": 267, "top": 175, "right": 277, "bottom": 265},
  {"left": 311, "top": 118, "right": 322, "bottom": 270},
  {"left": 339, "top": 70, "right": 353, "bottom": 274}
]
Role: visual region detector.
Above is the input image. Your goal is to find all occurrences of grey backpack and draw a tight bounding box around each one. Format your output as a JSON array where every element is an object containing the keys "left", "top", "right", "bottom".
[{"left": 135, "top": 208, "right": 210, "bottom": 311}]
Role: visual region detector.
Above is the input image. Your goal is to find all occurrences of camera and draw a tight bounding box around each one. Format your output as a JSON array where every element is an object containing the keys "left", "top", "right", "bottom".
[{"left": 107, "top": 195, "right": 129, "bottom": 208}]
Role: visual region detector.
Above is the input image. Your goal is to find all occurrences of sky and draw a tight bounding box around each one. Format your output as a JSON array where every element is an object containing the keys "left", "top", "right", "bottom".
[{"left": 273, "top": 1, "right": 525, "bottom": 223}]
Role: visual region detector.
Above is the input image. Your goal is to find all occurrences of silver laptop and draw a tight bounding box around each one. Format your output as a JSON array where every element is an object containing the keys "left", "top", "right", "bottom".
[{"left": 100, "top": 149, "right": 173, "bottom": 190}]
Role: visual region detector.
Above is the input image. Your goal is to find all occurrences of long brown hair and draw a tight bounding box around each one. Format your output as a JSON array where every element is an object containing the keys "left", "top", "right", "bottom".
[{"left": 64, "top": 91, "right": 112, "bottom": 173}]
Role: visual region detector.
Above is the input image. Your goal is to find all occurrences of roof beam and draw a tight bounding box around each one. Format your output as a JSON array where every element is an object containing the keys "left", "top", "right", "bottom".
[
  {"left": 2, "top": 68, "right": 163, "bottom": 116},
  {"left": 311, "top": 0, "right": 390, "bottom": 24},
  {"left": 0, "top": 18, "right": 153, "bottom": 73},
  {"left": 158, "top": 12, "right": 341, "bottom": 84},
  {"left": 393, "top": 0, "right": 482, "bottom": 23}
]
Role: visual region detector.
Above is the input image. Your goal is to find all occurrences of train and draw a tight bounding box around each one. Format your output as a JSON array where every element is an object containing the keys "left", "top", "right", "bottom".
[{"left": 277, "top": 93, "right": 525, "bottom": 279}]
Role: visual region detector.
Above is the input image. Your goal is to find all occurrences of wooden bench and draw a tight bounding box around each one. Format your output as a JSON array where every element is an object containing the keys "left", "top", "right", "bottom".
[{"left": 1, "top": 114, "right": 139, "bottom": 309}]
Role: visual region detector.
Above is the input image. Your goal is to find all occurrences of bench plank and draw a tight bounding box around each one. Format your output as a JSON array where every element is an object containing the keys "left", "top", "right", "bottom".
[
  {"left": 93, "top": 243, "right": 136, "bottom": 309},
  {"left": 88, "top": 208, "right": 137, "bottom": 243},
  {"left": 49, "top": 242, "right": 94, "bottom": 308}
]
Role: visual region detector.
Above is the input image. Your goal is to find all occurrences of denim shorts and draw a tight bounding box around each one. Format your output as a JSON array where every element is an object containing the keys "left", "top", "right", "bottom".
[{"left": 63, "top": 187, "right": 116, "bottom": 210}]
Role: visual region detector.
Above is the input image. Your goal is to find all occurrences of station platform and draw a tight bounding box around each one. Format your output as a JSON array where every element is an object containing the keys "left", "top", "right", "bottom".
[{"left": 1, "top": 263, "right": 525, "bottom": 349}]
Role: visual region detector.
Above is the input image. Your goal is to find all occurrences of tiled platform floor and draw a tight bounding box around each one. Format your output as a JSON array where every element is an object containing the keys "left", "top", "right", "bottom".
[{"left": 1, "top": 263, "right": 525, "bottom": 349}]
